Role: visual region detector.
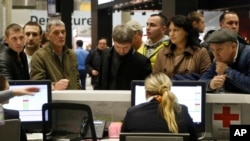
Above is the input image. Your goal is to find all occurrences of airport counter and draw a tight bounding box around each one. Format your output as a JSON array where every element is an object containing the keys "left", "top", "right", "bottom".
[{"left": 27, "top": 90, "right": 250, "bottom": 141}]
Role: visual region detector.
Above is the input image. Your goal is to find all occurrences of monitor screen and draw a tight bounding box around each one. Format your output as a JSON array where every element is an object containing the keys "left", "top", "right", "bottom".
[
  {"left": 47, "top": 0, "right": 60, "bottom": 16},
  {"left": 98, "top": 0, "right": 114, "bottom": 5},
  {"left": 3, "top": 80, "right": 52, "bottom": 132},
  {"left": 131, "top": 80, "right": 206, "bottom": 132}
]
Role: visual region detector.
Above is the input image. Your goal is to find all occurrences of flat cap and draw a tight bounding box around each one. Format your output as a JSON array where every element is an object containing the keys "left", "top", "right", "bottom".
[
  {"left": 206, "top": 28, "right": 237, "bottom": 43},
  {"left": 126, "top": 20, "right": 143, "bottom": 32}
]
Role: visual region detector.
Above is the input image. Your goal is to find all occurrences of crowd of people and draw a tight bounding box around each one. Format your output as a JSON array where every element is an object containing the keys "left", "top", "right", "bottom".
[{"left": 0, "top": 10, "right": 249, "bottom": 141}]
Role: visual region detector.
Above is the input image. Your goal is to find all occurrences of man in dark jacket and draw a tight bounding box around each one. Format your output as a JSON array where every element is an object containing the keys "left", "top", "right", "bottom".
[
  {"left": 85, "top": 38, "right": 108, "bottom": 90},
  {"left": 98, "top": 24, "right": 152, "bottom": 90},
  {"left": 0, "top": 24, "right": 30, "bottom": 141},
  {"left": 187, "top": 11, "right": 205, "bottom": 45},
  {"left": 219, "top": 11, "right": 248, "bottom": 45},
  {"left": 0, "top": 23, "right": 29, "bottom": 80},
  {"left": 200, "top": 28, "right": 250, "bottom": 93}
]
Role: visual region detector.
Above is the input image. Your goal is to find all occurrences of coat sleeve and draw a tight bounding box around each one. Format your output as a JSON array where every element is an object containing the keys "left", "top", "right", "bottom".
[
  {"left": 181, "top": 106, "right": 198, "bottom": 141},
  {"left": 199, "top": 48, "right": 212, "bottom": 75},
  {"left": 153, "top": 49, "right": 162, "bottom": 74},
  {"left": 121, "top": 107, "right": 133, "bottom": 132},
  {"left": 0, "top": 60, "right": 13, "bottom": 80},
  {"left": 0, "top": 90, "right": 14, "bottom": 103},
  {"left": 142, "top": 58, "right": 152, "bottom": 78},
  {"left": 220, "top": 46, "right": 250, "bottom": 93},
  {"left": 121, "top": 112, "right": 129, "bottom": 132},
  {"left": 225, "top": 56, "right": 250, "bottom": 93},
  {"left": 30, "top": 52, "right": 47, "bottom": 80},
  {"left": 85, "top": 50, "right": 95, "bottom": 75},
  {"left": 199, "top": 62, "right": 217, "bottom": 92}
]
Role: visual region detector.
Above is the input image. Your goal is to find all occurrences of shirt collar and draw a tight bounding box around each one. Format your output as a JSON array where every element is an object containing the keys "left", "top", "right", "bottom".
[
  {"left": 146, "top": 96, "right": 154, "bottom": 102},
  {"left": 233, "top": 40, "right": 239, "bottom": 63}
]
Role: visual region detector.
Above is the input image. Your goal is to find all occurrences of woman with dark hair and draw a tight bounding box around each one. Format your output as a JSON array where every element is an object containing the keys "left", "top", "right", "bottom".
[{"left": 153, "top": 15, "right": 211, "bottom": 80}]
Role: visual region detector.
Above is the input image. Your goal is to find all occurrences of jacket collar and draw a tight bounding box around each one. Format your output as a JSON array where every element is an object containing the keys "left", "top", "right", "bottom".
[
  {"left": 6, "top": 46, "right": 25, "bottom": 57},
  {"left": 234, "top": 41, "right": 245, "bottom": 63},
  {"left": 45, "top": 42, "right": 70, "bottom": 55},
  {"left": 108, "top": 46, "right": 135, "bottom": 58},
  {"left": 145, "top": 35, "right": 170, "bottom": 47},
  {"left": 163, "top": 43, "right": 196, "bottom": 56}
]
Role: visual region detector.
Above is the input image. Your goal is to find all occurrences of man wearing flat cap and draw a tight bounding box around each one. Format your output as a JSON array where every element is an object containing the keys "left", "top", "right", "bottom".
[
  {"left": 200, "top": 28, "right": 250, "bottom": 93},
  {"left": 126, "top": 20, "right": 144, "bottom": 51}
]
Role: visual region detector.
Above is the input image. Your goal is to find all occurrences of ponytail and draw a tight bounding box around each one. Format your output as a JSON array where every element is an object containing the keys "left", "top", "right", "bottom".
[
  {"left": 160, "top": 88, "right": 179, "bottom": 133},
  {"left": 145, "top": 72, "right": 181, "bottom": 133}
]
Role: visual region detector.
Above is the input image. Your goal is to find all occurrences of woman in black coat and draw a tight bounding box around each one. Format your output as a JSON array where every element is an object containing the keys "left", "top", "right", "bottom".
[{"left": 121, "top": 72, "right": 198, "bottom": 141}]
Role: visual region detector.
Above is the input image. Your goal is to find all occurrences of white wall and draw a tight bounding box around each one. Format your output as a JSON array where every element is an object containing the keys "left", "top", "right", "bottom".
[
  {"left": 112, "top": 10, "right": 160, "bottom": 29},
  {"left": 12, "top": 10, "right": 30, "bottom": 27}
]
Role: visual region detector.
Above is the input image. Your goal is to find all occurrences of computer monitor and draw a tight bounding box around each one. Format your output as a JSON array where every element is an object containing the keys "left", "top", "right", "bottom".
[
  {"left": 3, "top": 80, "right": 52, "bottom": 132},
  {"left": 131, "top": 80, "right": 206, "bottom": 132},
  {"left": 120, "top": 132, "right": 190, "bottom": 141},
  {"left": 98, "top": 0, "right": 114, "bottom": 5},
  {"left": 47, "top": 0, "right": 60, "bottom": 16}
]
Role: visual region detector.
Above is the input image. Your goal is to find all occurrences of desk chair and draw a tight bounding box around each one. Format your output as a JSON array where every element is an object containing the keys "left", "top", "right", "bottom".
[
  {"left": 120, "top": 132, "right": 190, "bottom": 141},
  {"left": 42, "top": 103, "right": 97, "bottom": 141},
  {"left": 0, "top": 119, "right": 20, "bottom": 141}
]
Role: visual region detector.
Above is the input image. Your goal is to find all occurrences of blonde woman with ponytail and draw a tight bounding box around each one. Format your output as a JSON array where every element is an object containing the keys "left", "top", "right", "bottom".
[{"left": 121, "top": 72, "right": 197, "bottom": 141}]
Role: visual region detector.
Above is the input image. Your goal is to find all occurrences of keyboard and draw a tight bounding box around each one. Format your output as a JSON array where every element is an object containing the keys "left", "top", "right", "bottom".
[{"left": 84, "top": 120, "right": 106, "bottom": 139}]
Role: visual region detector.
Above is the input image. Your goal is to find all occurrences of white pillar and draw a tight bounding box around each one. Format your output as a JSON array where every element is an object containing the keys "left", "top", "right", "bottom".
[
  {"left": 121, "top": 11, "right": 131, "bottom": 24},
  {"left": 5, "top": 0, "right": 12, "bottom": 26},
  {"left": 0, "top": 0, "right": 3, "bottom": 36}
]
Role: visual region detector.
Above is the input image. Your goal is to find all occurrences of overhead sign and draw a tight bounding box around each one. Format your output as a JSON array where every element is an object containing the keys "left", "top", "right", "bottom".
[{"left": 30, "top": 10, "right": 91, "bottom": 36}]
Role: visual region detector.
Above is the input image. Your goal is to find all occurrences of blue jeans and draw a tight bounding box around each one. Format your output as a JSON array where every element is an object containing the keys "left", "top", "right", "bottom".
[{"left": 78, "top": 69, "right": 87, "bottom": 90}]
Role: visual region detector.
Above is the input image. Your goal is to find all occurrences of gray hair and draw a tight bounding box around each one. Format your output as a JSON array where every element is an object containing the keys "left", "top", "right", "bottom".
[
  {"left": 46, "top": 18, "right": 65, "bottom": 32},
  {"left": 112, "top": 24, "right": 134, "bottom": 43}
]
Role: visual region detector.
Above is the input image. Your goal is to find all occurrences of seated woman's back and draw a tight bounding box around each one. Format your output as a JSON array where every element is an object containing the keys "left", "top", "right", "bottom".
[{"left": 121, "top": 72, "right": 198, "bottom": 141}]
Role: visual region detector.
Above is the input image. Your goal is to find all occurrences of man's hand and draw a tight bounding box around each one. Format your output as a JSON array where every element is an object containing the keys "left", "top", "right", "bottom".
[
  {"left": 91, "top": 70, "right": 98, "bottom": 76},
  {"left": 54, "top": 79, "right": 70, "bottom": 90},
  {"left": 216, "top": 61, "right": 228, "bottom": 75},
  {"left": 209, "top": 75, "right": 227, "bottom": 90}
]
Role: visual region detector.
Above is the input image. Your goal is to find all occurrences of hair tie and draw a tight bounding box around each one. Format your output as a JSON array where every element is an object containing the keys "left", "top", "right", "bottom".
[{"left": 154, "top": 95, "right": 162, "bottom": 103}]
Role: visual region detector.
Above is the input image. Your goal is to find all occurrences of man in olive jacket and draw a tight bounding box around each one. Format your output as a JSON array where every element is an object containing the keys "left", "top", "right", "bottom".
[{"left": 30, "top": 19, "right": 80, "bottom": 90}]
